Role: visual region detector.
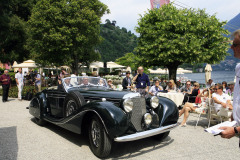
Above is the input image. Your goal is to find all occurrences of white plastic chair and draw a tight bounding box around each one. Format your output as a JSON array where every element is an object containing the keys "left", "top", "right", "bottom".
[
  {"left": 217, "top": 107, "right": 232, "bottom": 121},
  {"left": 194, "top": 97, "right": 208, "bottom": 127},
  {"left": 207, "top": 98, "right": 230, "bottom": 127}
]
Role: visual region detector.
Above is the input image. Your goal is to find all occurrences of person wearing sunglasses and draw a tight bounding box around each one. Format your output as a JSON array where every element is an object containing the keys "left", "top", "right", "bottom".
[
  {"left": 220, "top": 30, "right": 240, "bottom": 139},
  {"left": 212, "top": 85, "right": 233, "bottom": 113},
  {"left": 179, "top": 85, "right": 215, "bottom": 127},
  {"left": 226, "top": 81, "right": 235, "bottom": 100},
  {"left": 180, "top": 80, "right": 192, "bottom": 93}
]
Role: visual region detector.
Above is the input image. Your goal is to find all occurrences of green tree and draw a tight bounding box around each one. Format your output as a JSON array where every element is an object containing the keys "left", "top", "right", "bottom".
[
  {"left": 0, "top": 0, "right": 35, "bottom": 63},
  {"left": 115, "top": 52, "right": 139, "bottom": 72},
  {"left": 27, "top": 0, "right": 109, "bottom": 74},
  {"left": 135, "top": 4, "right": 230, "bottom": 81},
  {"left": 97, "top": 20, "right": 138, "bottom": 62}
]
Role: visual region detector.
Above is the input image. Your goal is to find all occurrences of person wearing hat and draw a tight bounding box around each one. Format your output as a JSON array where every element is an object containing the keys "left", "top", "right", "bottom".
[
  {"left": 226, "top": 81, "right": 235, "bottom": 100},
  {"left": 107, "top": 79, "right": 115, "bottom": 90},
  {"left": 35, "top": 71, "right": 41, "bottom": 92}
]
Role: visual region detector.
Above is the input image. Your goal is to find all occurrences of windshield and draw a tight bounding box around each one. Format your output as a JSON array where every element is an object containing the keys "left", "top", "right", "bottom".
[{"left": 62, "top": 76, "right": 108, "bottom": 92}]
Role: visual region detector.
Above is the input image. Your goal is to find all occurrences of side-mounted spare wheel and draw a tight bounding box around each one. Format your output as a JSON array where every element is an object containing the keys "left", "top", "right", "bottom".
[
  {"left": 88, "top": 115, "right": 112, "bottom": 158},
  {"left": 63, "top": 91, "right": 86, "bottom": 117}
]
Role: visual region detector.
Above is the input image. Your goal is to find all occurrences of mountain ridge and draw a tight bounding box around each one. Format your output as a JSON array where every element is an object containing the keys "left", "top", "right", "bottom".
[{"left": 212, "top": 13, "right": 240, "bottom": 71}]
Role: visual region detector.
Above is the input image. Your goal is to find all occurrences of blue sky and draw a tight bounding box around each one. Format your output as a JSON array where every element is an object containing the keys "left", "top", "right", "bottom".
[{"left": 100, "top": 0, "right": 240, "bottom": 34}]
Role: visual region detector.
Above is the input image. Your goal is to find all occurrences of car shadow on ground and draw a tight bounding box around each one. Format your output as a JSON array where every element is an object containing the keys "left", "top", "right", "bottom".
[
  {"left": 30, "top": 118, "right": 89, "bottom": 147},
  {"left": 0, "top": 126, "right": 18, "bottom": 160},
  {"left": 30, "top": 118, "right": 174, "bottom": 159},
  {"left": 109, "top": 136, "right": 174, "bottom": 159}
]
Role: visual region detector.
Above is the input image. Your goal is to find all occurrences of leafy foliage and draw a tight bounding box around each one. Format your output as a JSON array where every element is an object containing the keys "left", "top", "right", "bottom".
[
  {"left": 115, "top": 53, "right": 139, "bottom": 72},
  {"left": 27, "top": 0, "right": 109, "bottom": 73},
  {"left": 135, "top": 4, "right": 230, "bottom": 81},
  {"left": 96, "top": 19, "right": 138, "bottom": 62},
  {"left": 0, "top": 0, "right": 35, "bottom": 63},
  {"left": 0, "top": 86, "right": 47, "bottom": 98}
]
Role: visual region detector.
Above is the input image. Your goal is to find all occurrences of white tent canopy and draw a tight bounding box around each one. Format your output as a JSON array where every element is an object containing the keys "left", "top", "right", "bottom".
[
  {"left": 148, "top": 68, "right": 168, "bottom": 74},
  {"left": 148, "top": 68, "right": 192, "bottom": 74},
  {"left": 12, "top": 60, "right": 38, "bottom": 73},
  {"left": 177, "top": 68, "right": 192, "bottom": 74},
  {"left": 107, "top": 61, "right": 125, "bottom": 69},
  {"left": 12, "top": 60, "right": 37, "bottom": 68},
  {"left": 89, "top": 61, "right": 126, "bottom": 74},
  {"left": 126, "top": 66, "right": 132, "bottom": 73}
]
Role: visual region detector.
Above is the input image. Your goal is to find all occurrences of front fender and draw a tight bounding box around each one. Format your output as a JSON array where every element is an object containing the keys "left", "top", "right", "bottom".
[
  {"left": 81, "top": 101, "right": 128, "bottom": 139},
  {"left": 157, "top": 97, "right": 179, "bottom": 126}
]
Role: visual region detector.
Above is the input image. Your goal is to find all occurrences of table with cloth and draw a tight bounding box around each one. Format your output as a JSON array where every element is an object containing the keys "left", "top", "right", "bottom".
[{"left": 157, "top": 92, "right": 184, "bottom": 107}]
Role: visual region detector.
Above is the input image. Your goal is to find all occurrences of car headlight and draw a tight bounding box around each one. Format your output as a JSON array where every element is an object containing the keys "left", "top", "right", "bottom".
[
  {"left": 150, "top": 96, "right": 159, "bottom": 108},
  {"left": 123, "top": 98, "right": 133, "bottom": 112},
  {"left": 144, "top": 113, "right": 152, "bottom": 125}
]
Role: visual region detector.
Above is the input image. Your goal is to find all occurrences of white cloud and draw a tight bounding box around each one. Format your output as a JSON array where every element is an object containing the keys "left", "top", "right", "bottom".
[{"left": 100, "top": 0, "right": 240, "bottom": 34}]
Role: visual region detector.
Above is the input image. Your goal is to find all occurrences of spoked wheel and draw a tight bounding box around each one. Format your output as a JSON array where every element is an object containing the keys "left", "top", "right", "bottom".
[
  {"left": 65, "top": 100, "right": 77, "bottom": 117},
  {"left": 34, "top": 117, "right": 47, "bottom": 126},
  {"left": 88, "top": 115, "right": 112, "bottom": 158},
  {"left": 63, "top": 91, "right": 85, "bottom": 117}
]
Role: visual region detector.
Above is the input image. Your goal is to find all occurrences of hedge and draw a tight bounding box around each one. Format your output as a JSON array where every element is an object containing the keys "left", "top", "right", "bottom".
[{"left": 0, "top": 86, "right": 47, "bottom": 98}]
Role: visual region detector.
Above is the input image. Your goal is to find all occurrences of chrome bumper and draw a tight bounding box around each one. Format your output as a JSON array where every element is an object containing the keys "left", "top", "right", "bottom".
[{"left": 114, "top": 123, "right": 178, "bottom": 142}]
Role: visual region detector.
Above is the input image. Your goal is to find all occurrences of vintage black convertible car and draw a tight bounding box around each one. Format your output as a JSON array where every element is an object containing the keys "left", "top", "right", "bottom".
[{"left": 28, "top": 76, "right": 178, "bottom": 158}]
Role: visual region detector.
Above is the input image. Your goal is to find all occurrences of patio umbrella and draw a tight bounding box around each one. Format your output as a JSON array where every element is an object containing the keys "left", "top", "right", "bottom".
[
  {"left": 205, "top": 64, "right": 212, "bottom": 84},
  {"left": 126, "top": 66, "right": 132, "bottom": 73}
]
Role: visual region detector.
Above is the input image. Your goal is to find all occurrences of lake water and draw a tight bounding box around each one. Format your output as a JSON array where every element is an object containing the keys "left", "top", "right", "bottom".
[{"left": 177, "top": 70, "right": 236, "bottom": 84}]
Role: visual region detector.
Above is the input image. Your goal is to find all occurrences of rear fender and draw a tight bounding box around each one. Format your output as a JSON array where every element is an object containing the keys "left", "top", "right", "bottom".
[{"left": 29, "top": 92, "right": 47, "bottom": 119}]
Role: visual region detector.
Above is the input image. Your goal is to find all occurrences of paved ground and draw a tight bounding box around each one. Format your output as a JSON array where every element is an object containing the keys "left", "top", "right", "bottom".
[{"left": 1, "top": 97, "right": 240, "bottom": 160}]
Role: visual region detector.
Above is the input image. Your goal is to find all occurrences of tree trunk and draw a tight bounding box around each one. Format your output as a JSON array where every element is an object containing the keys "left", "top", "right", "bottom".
[
  {"left": 71, "top": 57, "right": 79, "bottom": 76},
  {"left": 166, "top": 62, "right": 181, "bottom": 82},
  {"left": 104, "top": 62, "right": 107, "bottom": 74}
]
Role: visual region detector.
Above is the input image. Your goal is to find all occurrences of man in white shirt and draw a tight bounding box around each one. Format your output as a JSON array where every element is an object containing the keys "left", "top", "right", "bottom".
[
  {"left": 212, "top": 85, "right": 232, "bottom": 113},
  {"left": 219, "top": 29, "right": 240, "bottom": 140},
  {"left": 15, "top": 68, "right": 24, "bottom": 100},
  {"left": 149, "top": 80, "right": 163, "bottom": 96}
]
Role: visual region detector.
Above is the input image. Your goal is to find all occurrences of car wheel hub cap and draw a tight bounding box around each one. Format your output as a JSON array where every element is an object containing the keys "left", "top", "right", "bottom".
[
  {"left": 91, "top": 121, "right": 100, "bottom": 148},
  {"left": 66, "top": 100, "right": 76, "bottom": 116}
]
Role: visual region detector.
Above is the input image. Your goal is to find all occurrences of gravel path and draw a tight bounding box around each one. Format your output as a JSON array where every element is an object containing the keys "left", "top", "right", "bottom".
[{"left": 1, "top": 97, "right": 240, "bottom": 160}]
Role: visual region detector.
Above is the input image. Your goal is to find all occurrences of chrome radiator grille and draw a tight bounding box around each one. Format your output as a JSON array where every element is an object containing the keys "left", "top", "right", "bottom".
[{"left": 130, "top": 97, "right": 146, "bottom": 131}]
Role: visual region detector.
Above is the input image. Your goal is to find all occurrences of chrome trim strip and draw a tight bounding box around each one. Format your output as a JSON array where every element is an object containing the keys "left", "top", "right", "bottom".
[
  {"left": 114, "top": 123, "right": 178, "bottom": 142},
  {"left": 46, "top": 109, "right": 109, "bottom": 134}
]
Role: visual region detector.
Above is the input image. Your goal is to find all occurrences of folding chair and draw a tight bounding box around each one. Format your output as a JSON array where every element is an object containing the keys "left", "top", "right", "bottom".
[
  {"left": 207, "top": 98, "right": 223, "bottom": 128},
  {"left": 194, "top": 97, "right": 208, "bottom": 127}
]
